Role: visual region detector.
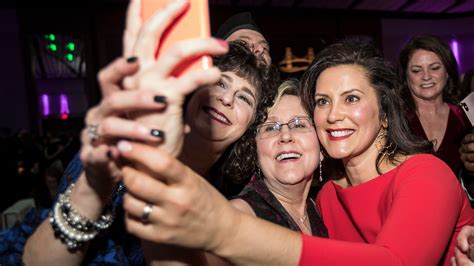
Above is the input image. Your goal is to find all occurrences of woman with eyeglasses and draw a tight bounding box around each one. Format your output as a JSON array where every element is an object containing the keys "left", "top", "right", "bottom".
[
  {"left": 228, "top": 80, "right": 327, "bottom": 237},
  {"left": 160, "top": 80, "right": 327, "bottom": 265},
  {"left": 15, "top": 1, "right": 274, "bottom": 265},
  {"left": 116, "top": 39, "right": 473, "bottom": 265}
]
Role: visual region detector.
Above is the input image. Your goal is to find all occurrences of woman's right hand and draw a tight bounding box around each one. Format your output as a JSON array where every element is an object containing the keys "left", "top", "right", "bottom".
[{"left": 79, "top": 56, "right": 169, "bottom": 197}]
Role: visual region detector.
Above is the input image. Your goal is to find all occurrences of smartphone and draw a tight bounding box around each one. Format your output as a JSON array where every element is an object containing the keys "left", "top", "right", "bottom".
[
  {"left": 141, "top": 0, "right": 212, "bottom": 77},
  {"left": 460, "top": 92, "right": 474, "bottom": 127}
]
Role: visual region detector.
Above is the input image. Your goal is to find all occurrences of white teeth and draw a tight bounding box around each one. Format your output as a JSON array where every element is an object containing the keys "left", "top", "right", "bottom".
[
  {"left": 207, "top": 109, "right": 230, "bottom": 124},
  {"left": 276, "top": 153, "right": 301, "bottom": 161},
  {"left": 420, "top": 84, "right": 434, "bottom": 88},
  {"left": 330, "top": 130, "right": 353, "bottom": 137}
]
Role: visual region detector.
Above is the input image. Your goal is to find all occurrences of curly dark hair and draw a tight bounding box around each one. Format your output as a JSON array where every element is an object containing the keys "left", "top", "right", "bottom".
[
  {"left": 398, "top": 35, "right": 461, "bottom": 107},
  {"left": 207, "top": 41, "right": 280, "bottom": 196},
  {"left": 211, "top": 79, "right": 304, "bottom": 196},
  {"left": 300, "top": 39, "right": 433, "bottom": 178}
]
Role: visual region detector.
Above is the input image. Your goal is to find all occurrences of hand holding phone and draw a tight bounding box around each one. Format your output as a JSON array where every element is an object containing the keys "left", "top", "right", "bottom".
[{"left": 141, "top": 0, "right": 212, "bottom": 77}]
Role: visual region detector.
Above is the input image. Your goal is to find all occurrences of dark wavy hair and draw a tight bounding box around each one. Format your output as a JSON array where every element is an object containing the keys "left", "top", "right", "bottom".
[
  {"left": 300, "top": 39, "right": 433, "bottom": 178},
  {"left": 207, "top": 41, "right": 280, "bottom": 196},
  {"left": 212, "top": 79, "right": 302, "bottom": 194},
  {"left": 398, "top": 35, "right": 461, "bottom": 107},
  {"left": 212, "top": 40, "right": 266, "bottom": 101}
]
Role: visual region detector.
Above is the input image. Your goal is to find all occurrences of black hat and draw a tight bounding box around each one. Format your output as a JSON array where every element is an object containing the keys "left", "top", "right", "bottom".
[{"left": 215, "top": 12, "right": 262, "bottom": 40}]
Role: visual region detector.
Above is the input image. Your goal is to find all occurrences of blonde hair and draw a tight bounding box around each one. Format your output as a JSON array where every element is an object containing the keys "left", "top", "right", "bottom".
[{"left": 266, "top": 79, "right": 302, "bottom": 115}]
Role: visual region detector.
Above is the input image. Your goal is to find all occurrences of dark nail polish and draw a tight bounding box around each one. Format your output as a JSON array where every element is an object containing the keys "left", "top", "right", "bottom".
[
  {"left": 153, "top": 95, "right": 167, "bottom": 104},
  {"left": 106, "top": 150, "right": 113, "bottom": 159},
  {"left": 126, "top": 56, "right": 138, "bottom": 63},
  {"left": 150, "top": 129, "right": 165, "bottom": 139}
]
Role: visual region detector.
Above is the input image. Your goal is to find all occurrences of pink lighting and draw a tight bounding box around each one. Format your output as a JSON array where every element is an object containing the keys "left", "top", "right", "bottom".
[
  {"left": 41, "top": 94, "right": 50, "bottom": 116},
  {"left": 60, "top": 94, "right": 70, "bottom": 115},
  {"left": 450, "top": 39, "right": 460, "bottom": 67}
]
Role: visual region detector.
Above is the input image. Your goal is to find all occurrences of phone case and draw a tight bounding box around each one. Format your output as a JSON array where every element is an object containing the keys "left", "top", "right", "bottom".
[
  {"left": 141, "top": 0, "right": 211, "bottom": 77},
  {"left": 460, "top": 92, "right": 474, "bottom": 126}
]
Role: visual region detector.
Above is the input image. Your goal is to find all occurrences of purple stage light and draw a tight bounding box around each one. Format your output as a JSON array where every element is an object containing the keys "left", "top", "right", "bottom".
[
  {"left": 450, "top": 39, "right": 460, "bottom": 66},
  {"left": 60, "top": 94, "right": 70, "bottom": 114},
  {"left": 41, "top": 94, "right": 50, "bottom": 116}
]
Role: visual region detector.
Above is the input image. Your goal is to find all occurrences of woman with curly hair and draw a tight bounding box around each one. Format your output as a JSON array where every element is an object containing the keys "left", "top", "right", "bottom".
[
  {"left": 229, "top": 79, "right": 327, "bottom": 237},
  {"left": 118, "top": 39, "right": 473, "bottom": 266},
  {"left": 15, "top": 1, "right": 276, "bottom": 264}
]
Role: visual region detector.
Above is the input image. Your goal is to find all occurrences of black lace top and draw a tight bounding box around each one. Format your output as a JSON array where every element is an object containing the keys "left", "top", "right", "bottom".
[{"left": 235, "top": 177, "right": 328, "bottom": 237}]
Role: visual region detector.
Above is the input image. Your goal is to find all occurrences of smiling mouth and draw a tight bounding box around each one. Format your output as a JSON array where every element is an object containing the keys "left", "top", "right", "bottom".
[
  {"left": 202, "top": 106, "right": 231, "bottom": 125},
  {"left": 327, "top": 129, "right": 354, "bottom": 140},
  {"left": 276, "top": 152, "right": 301, "bottom": 162},
  {"left": 420, "top": 83, "right": 435, "bottom": 88}
]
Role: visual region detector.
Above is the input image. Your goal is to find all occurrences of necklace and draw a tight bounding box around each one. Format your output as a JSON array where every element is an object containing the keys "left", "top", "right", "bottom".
[
  {"left": 297, "top": 213, "right": 311, "bottom": 234},
  {"left": 298, "top": 214, "right": 307, "bottom": 224}
]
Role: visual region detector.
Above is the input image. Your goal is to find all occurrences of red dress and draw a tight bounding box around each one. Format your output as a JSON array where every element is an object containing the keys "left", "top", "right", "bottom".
[{"left": 298, "top": 154, "right": 474, "bottom": 265}]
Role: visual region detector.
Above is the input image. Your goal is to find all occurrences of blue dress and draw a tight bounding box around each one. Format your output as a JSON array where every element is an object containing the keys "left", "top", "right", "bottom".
[{"left": 0, "top": 153, "right": 146, "bottom": 265}]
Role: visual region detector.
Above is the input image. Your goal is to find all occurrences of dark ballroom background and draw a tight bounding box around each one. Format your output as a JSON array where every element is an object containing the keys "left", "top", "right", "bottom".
[{"left": 1, "top": 0, "right": 474, "bottom": 216}]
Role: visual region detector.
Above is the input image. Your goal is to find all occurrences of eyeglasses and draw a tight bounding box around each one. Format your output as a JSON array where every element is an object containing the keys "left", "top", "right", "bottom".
[{"left": 256, "top": 116, "right": 314, "bottom": 139}]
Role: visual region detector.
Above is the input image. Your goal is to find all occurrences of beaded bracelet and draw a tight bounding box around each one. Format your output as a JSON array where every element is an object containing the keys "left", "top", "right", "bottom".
[
  {"left": 59, "top": 183, "right": 114, "bottom": 231},
  {"left": 49, "top": 183, "right": 115, "bottom": 250}
]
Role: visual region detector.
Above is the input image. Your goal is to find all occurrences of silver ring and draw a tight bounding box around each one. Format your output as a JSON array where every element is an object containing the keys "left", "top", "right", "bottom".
[
  {"left": 87, "top": 124, "right": 100, "bottom": 143},
  {"left": 141, "top": 203, "right": 153, "bottom": 224}
]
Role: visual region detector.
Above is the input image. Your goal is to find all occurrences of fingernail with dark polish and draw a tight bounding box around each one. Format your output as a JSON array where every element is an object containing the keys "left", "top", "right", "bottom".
[
  {"left": 150, "top": 129, "right": 165, "bottom": 139},
  {"left": 126, "top": 56, "right": 138, "bottom": 63},
  {"left": 106, "top": 150, "right": 113, "bottom": 159},
  {"left": 154, "top": 95, "right": 167, "bottom": 104}
]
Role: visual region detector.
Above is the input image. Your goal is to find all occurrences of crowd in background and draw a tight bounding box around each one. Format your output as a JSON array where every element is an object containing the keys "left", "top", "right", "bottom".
[{"left": 0, "top": 128, "right": 79, "bottom": 215}]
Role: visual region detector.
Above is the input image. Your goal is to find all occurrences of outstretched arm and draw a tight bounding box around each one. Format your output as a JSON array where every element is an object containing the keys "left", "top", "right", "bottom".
[
  {"left": 119, "top": 142, "right": 473, "bottom": 265},
  {"left": 119, "top": 141, "right": 301, "bottom": 265}
]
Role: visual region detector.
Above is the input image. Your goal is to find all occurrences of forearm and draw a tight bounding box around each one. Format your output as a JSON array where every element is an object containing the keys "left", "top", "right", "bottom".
[
  {"left": 23, "top": 220, "right": 87, "bottom": 265},
  {"left": 214, "top": 212, "right": 301, "bottom": 266},
  {"left": 23, "top": 172, "right": 113, "bottom": 265}
]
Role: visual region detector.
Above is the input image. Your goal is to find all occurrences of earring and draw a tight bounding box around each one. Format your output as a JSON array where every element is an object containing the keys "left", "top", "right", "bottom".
[
  {"left": 375, "top": 128, "right": 387, "bottom": 153},
  {"left": 319, "top": 160, "right": 323, "bottom": 182},
  {"left": 256, "top": 167, "right": 262, "bottom": 179},
  {"left": 376, "top": 127, "right": 397, "bottom": 157}
]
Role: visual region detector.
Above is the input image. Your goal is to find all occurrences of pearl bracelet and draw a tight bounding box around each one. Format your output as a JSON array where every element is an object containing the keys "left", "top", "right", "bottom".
[{"left": 49, "top": 183, "right": 115, "bottom": 250}]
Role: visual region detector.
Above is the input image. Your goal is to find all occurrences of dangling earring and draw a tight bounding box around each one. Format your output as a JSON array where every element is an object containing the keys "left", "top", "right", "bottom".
[
  {"left": 319, "top": 160, "right": 323, "bottom": 182},
  {"left": 375, "top": 128, "right": 387, "bottom": 153},
  {"left": 376, "top": 126, "right": 397, "bottom": 157},
  {"left": 256, "top": 167, "right": 262, "bottom": 179}
]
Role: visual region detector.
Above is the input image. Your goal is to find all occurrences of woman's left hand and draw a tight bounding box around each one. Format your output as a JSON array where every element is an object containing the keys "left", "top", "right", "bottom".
[{"left": 118, "top": 140, "right": 238, "bottom": 251}]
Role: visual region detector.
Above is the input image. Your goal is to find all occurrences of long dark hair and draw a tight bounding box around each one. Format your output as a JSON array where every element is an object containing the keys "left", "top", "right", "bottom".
[
  {"left": 301, "top": 39, "right": 433, "bottom": 178},
  {"left": 398, "top": 35, "right": 461, "bottom": 107}
]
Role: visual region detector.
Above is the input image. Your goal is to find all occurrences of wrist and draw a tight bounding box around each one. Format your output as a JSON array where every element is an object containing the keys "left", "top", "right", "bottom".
[
  {"left": 210, "top": 204, "right": 245, "bottom": 260},
  {"left": 71, "top": 172, "right": 115, "bottom": 219}
]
